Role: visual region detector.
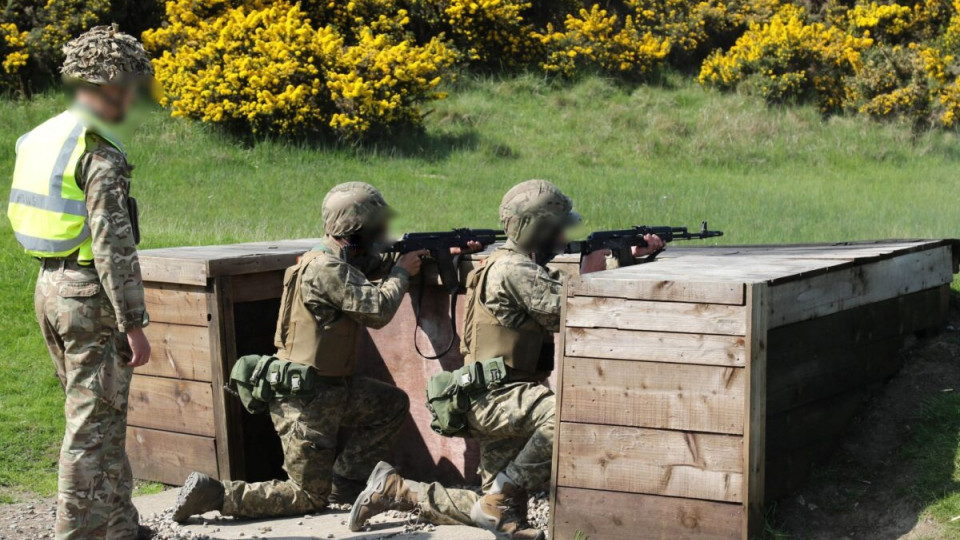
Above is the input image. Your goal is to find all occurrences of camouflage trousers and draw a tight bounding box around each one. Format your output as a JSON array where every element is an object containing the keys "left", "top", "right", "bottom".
[
  {"left": 413, "top": 382, "right": 555, "bottom": 526},
  {"left": 35, "top": 263, "right": 138, "bottom": 540},
  {"left": 222, "top": 375, "right": 409, "bottom": 518}
]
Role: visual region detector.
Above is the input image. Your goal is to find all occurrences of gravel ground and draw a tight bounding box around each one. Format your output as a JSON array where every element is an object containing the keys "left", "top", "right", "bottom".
[{"left": 0, "top": 492, "right": 551, "bottom": 539}]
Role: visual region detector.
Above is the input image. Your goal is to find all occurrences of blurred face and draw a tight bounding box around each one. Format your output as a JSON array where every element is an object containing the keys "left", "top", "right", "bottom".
[{"left": 77, "top": 84, "right": 138, "bottom": 123}]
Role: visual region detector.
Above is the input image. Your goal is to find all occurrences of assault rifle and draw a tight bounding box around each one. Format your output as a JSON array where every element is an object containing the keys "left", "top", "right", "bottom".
[
  {"left": 565, "top": 221, "right": 723, "bottom": 266},
  {"left": 386, "top": 228, "right": 505, "bottom": 293},
  {"left": 385, "top": 228, "right": 505, "bottom": 359}
]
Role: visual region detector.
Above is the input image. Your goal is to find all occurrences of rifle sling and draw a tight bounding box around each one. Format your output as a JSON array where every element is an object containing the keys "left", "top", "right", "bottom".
[{"left": 413, "top": 253, "right": 461, "bottom": 360}]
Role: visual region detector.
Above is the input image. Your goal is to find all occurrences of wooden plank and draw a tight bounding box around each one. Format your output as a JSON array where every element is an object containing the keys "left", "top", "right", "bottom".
[
  {"left": 127, "top": 376, "right": 216, "bottom": 437},
  {"left": 556, "top": 423, "right": 743, "bottom": 502},
  {"left": 766, "top": 389, "right": 871, "bottom": 457},
  {"left": 230, "top": 270, "right": 285, "bottom": 303},
  {"left": 139, "top": 323, "right": 212, "bottom": 382},
  {"left": 742, "top": 284, "right": 768, "bottom": 540},
  {"left": 565, "top": 296, "right": 747, "bottom": 336},
  {"left": 139, "top": 256, "right": 208, "bottom": 286},
  {"left": 565, "top": 327, "right": 746, "bottom": 367},
  {"left": 767, "top": 336, "right": 901, "bottom": 414},
  {"left": 560, "top": 357, "right": 745, "bottom": 434},
  {"left": 768, "top": 247, "right": 954, "bottom": 328},
  {"left": 127, "top": 426, "right": 218, "bottom": 485},
  {"left": 144, "top": 283, "right": 211, "bottom": 327},
  {"left": 209, "top": 277, "right": 246, "bottom": 481},
  {"left": 553, "top": 487, "right": 743, "bottom": 540},
  {"left": 549, "top": 280, "right": 572, "bottom": 537},
  {"left": 571, "top": 276, "right": 745, "bottom": 305}
]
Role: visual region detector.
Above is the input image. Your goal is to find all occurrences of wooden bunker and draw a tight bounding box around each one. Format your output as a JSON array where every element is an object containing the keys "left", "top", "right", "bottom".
[
  {"left": 130, "top": 240, "right": 578, "bottom": 485},
  {"left": 549, "top": 240, "right": 959, "bottom": 540}
]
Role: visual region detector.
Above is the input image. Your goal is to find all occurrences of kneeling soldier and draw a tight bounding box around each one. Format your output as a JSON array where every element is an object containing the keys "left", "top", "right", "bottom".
[
  {"left": 348, "top": 180, "right": 664, "bottom": 539},
  {"left": 172, "top": 182, "right": 429, "bottom": 521}
]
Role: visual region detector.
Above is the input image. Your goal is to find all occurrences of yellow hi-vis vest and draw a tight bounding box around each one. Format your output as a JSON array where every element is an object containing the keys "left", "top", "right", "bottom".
[{"left": 7, "top": 109, "right": 123, "bottom": 263}]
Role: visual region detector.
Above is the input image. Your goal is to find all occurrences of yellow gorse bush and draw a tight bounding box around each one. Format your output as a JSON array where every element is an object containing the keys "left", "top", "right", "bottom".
[
  {"left": 0, "top": 22, "right": 29, "bottom": 84},
  {"left": 699, "top": 4, "right": 873, "bottom": 111},
  {"left": 147, "top": 0, "right": 454, "bottom": 139},
  {"left": 535, "top": 5, "right": 671, "bottom": 78}
]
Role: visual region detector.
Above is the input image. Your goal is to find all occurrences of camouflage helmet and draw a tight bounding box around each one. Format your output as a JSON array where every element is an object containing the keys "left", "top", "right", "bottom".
[
  {"left": 322, "top": 182, "right": 394, "bottom": 238},
  {"left": 500, "top": 180, "right": 581, "bottom": 251},
  {"left": 61, "top": 24, "right": 154, "bottom": 87}
]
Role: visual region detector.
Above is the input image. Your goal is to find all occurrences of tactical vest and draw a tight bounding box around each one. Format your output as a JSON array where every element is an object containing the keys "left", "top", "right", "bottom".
[
  {"left": 460, "top": 250, "right": 555, "bottom": 380},
  {"left": 8, "top": 109, "right": 123, "bottom": 264},
  {"left": 274, "top": 249, "right": 361, "bottom": 376}
]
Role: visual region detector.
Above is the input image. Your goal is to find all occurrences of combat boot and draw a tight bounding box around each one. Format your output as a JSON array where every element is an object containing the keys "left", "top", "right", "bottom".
[
  {"left": 348, "top": 461, "right": 418, "bottom": 531},
  {"left": 329, "top": 474, "right": 366, "bottom": 505},
  {"left": 172, "top": 472, "right": 225, "bottom": 523},
  {"left": 136, "top": 525, "right": 155, "bottom": 539},
  {"left": 470, "top": 473, "right": 544, "bottom": 540}
]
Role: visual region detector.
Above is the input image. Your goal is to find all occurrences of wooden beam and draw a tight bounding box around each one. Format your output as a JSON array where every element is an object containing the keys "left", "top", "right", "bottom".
[
  {"left": 230, "top": 270, "right": 285, "bottom": 303},
  {"left": 570, "top": 276, "right": 745, "bottom": 305},
  {"left": 548, "top": 280, "right": 572, "bottom": 538},
  {"left": 565, "top": 296, "right": 747, "bottom": 336},
  {"left": 742, "top": 284, "right": 768, "bottom": 540},
  {"left": 139, "top": 323, "right": 212, "bottom": 382},
  {"left": 560, "top": 357, "right": 745, "bottom": 435},
  {"left": 144, "top": 283, "right": 211, "bottom": 327},
  {"left": 127, "top": 426, "right": 218, "bottom": 485},
  {"left": 556, "top": 422, "right": 743, "bottom": 502},
  {"left": 565, "top": 327, "right": 747, "bottom": 367},
  {"left": 127, "top": 376, "right": 216, "bottom": 437},
  {"left": 208, "top": 277, "right": 245, "bottom": 481},
  {"left": 768, "top": 247, "right": 954, "bottom": 328},
  {"left": 553, "top": 487, "right": 743, "bottom": 540}
]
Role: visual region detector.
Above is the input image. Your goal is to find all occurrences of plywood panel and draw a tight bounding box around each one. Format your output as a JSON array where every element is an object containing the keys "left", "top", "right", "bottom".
[
  {"left": 768, "top": 247, "right": 954, "bottom": 327},
  {"left": 565, "top": 327, "right": 746, "bottom": 367},
  {"left": 127, "top": 426, "right": 218, "bottom": 485},
  {"left": 566, "top": 296, "right": 747, "bottom": 335},
  {"left": 128, "top": 376, "right": 216, "bottom": 437},
  {"left": 571, "top": 276, "right": 745, "bottom": 305},
  {"left": 144, "top": 283, "right": 211, "bottom": 327},
  {"left": 561, "top": 357, "right": 745, "bottom": 434},
  {"left": 557, "top": 423, "right": 744, "bottom": 502},
  {"left": 139, "top": 323, "right": 212, "bottom": 382},
  {"left": 553, "top": 487, "right": 743, "bottom": 540}
]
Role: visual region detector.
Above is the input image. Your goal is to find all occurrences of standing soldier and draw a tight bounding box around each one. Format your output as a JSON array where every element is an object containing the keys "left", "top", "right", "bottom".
[
  {"left": 6, "top": 25, "right": 155, "bottom": 540},
  {"left": 348, "top": 180, "right": 664, "bottom": 539},
  {"left": 172, "top": 182, "right": 451, "bottom": 521}
]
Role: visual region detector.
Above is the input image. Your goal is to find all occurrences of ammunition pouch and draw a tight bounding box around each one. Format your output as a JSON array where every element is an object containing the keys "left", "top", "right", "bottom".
[
  {"left": 229, "top": 355, "right": 319, "bottom": 414},
  {"left": 425, "top": 357, "right": 507, "bottom": 438}
]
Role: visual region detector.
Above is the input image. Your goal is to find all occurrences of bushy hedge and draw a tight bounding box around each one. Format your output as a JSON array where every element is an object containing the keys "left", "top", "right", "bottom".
[{"left": 6, "top": 0, "right": 960, "bottom": 135}]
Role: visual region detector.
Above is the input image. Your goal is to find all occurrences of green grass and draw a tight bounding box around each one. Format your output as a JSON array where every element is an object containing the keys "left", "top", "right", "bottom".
[
  {"left": 903, "top": 393, "right": 960, "bottom": 539},
  {"left": 1, "top": 73, "right": 959, "bottom": 496}
]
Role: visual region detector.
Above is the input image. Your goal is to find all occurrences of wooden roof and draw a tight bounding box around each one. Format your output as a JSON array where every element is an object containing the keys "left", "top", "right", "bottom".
[
  {"left": 582, "top": 239, "right": 959, "bottom": 286},
  {"left": 140, "top": 239, "right": 323, "bottom": 286}
]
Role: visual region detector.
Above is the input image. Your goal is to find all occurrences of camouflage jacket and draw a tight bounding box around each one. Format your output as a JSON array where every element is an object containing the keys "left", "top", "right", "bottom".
[
  {"left": 76, "top": 131, "right": 146, "bottom": 332},
  {"left": 480, "top": 239, "right": 564, "bottom": 333},
  {"left": 299, "top": 237, "right": 409, "bottom": 329}
]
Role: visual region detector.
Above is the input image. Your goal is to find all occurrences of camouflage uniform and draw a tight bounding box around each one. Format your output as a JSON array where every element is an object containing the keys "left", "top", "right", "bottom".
[
  {"left": 220, "top": 236, "right": 411, "bottom": 518},
  {"left": 34, "top": 131, "right": 146, "bottom": 540},
  {"left": 412, "top": 239, "right": 561, "bottom": 525}
]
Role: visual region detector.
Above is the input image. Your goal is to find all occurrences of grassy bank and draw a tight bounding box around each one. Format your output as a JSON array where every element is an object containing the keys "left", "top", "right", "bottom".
[{"left": 0, "top": 74, "right": 958, "bottom": 499}]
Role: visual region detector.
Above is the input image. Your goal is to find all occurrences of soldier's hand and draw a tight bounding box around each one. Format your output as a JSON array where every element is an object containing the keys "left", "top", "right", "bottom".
[
  {"left": 397, "top": 249, "right": 429, "bottom": 277},
  {"left": 632, "top": 234, "right": 665, "bottom": 257},
  {"left": 580, "top": 249, "right": 609, "bottom": 275},
  {"left": 450, "top": 240, "right": 483, "bottom": 255},
  {"left": 126, "top": 326, "right": 151, "bottom": 368}
]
